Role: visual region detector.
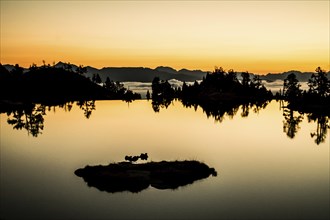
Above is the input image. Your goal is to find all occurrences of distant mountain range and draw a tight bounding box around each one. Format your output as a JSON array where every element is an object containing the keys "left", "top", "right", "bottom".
[
  {"left": 259, "top": 70, "right": 330, "bottom": 82},
  {"left": 2, "top": 62, "right": 329, "bottom": 82}
]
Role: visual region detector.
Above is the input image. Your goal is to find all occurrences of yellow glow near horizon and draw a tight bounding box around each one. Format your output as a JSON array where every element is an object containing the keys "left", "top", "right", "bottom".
[{"left": 0, "top": 1, "right": 329, "bottom": 74}]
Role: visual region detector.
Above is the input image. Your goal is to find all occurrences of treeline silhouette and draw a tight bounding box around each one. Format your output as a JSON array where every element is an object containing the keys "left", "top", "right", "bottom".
[
  {"left": 180, "top": 67, "right": 272, "bottom": 103},
  {"left": 278, "top": 67, "right": 329, "bottom": 144},
  {"left": 1, "top": 100, "right": 97, "bottom": 137},
  {"left": 0, "top": 63, "right": 141, "bottom": 103},
  {"left": 279, "top": 67, "right": 330, "bottom": 115},
  {"left": 151, "top": 67, "right": 272, "bottom": 119},
  {"left": 150, "top": 66, "right": 329, "bottom": 144}
]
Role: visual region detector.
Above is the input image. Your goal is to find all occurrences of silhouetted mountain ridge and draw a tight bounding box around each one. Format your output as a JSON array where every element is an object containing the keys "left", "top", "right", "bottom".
[
  {"left": 260, "top": 70, "right": 319, "bottom": 82},
  {"left": 155, "top": 66, "right": 177, "bottom": 74},
  {"left": 2, "top": 63, "right": 329, "bottom": 82}
]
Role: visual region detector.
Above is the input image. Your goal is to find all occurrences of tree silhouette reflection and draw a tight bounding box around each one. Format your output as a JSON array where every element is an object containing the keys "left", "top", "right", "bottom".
[
  {"left": 151, "top": 97, "right": 172, "bottom": 113},
  {"left": 7, "top": 104, "right": 46, "bottom": 137},
  {"left": 181, "top": 100, "right": 269, "bottom": 123},
  {"left": 199, "top": 102, "right": 240, "bottom": 123},
  {"left": 281, "top": 108, "right": 329, "bottom": 144},
  {"left": 252, "top": 100, "right": 269, "bottom": 114},
  {"left": 59, "top": 102, "right": 74, "bottom": 112},
  {"left": 4, "top": 100, "right": 97, "bottom": 137},
  {"left": 282, "top": 108, "right": 304, "bottom": 139},
  {"left": 241, "top": 104, "right": 250, "bottom": 117},
  {"left": 7, "top": 109, "right": 26, "bottom": 130},
  {"left": 77, "top": 100, "right": 96, "bottom": 119},
  {"left": 308, "top": 114, "right": 329, "bottom": 145}
]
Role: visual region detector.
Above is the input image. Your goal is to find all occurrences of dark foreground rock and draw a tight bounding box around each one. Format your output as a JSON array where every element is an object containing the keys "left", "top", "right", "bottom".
[{"left": 75, "top": 160, "right": 217, "bottom": 193}]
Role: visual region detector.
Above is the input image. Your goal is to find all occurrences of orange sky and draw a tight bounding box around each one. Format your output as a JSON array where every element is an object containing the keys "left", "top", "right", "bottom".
[{"left": 0, "top": 1, "right": 329, "bottom": 74}]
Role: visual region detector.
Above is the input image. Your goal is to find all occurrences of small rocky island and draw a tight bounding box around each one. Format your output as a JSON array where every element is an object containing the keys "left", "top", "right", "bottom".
[{"left": 75, "top": 159, "right": 217, "bottom": 193}]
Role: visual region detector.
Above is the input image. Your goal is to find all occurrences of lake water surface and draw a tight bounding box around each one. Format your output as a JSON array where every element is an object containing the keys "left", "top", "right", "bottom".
[{"left": 1, "top": 100, "right": 329, "bottom": 220}]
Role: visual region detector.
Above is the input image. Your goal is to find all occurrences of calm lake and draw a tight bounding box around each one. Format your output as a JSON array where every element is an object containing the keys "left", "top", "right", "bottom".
[{"left": 1, "top": 100, "right": 329, "bottom": 220}]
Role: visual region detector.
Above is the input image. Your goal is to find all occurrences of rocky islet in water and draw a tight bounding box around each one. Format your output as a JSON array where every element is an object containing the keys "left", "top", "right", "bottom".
[{"left": 75, "top": 160, "right": 217, "bottom": 193}]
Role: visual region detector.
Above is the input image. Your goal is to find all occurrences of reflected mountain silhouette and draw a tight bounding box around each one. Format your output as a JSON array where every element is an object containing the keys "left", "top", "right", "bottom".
[
  {"left": 2, "top": 100, "right": 97, "bottom": 137},
  {"left": 75, "top": 160, "right": 217, "bottom": 193}
]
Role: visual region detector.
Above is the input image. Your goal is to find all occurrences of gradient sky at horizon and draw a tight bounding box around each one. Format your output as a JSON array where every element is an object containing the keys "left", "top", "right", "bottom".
[{"left": 0, "top": 1, "right": 329, "bottom": 74}]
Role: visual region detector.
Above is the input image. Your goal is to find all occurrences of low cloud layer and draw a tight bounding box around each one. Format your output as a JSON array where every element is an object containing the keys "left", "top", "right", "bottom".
[{"left": 123, "top": 79, "right": 309, "bottom": 98}]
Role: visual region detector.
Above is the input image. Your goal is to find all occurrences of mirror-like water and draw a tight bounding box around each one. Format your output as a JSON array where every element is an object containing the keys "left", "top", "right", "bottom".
[{"left": 0, "top": 100, "right": 329, "bottom": 220}]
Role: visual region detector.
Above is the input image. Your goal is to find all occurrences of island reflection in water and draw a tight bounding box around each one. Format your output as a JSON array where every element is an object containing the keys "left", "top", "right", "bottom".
[
  {"left": 1, "top": 99, "right": 329, "bottom": 144},
  {"left": 1, "top": 99, "right": 329, "bottom": 220}
]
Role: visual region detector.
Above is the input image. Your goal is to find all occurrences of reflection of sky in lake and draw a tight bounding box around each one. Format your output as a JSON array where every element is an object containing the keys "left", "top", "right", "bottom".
[
  {"left": 1, "top": 100, "right": 328, "bottom": 220},
  {"left": 123, "top": 80, "right": 309, "bottom": 98}
]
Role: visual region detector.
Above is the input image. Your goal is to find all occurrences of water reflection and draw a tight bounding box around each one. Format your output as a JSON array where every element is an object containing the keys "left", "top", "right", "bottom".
[
  {"left": 151, "top": 97, "right": 328, "bottom": 145},
  {"left": 241, "top": 103, "right": 250, "bottom": 117},
  {"left": 2, "top": 100, "right": 96, "bottom": 137},
  {"left": 151, "top": 97, "right": 173, "bottom": 113},
  {"left": 77, "top": 100, "right": 96, "bottom": 119},
  {"left": 282, "top": 108, "right": 304, "bottom": 139},
  {"left": 282, "top": 107, "right": 329, "bottom": 145},
  {"left": 156, "top": 98, "right": 270, "bottom": 123},
  {"left": 308, "top": 113, "right": 330, "bottom": 145},
  {"left": 1, "top": 100, "right": 329, "bottom": 144},
  {"left": 6, "top": 104, "right": 46, "bottom": 137}
]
